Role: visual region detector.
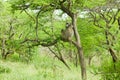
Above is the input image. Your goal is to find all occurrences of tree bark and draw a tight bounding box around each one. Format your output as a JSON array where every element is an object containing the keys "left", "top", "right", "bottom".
[
  {"left": 72, "top": 14, "right": 87, "bottom": 80},
  {"left": 105, "top": 30, "right": 117, "bottom": 62},
  {"left": 108, "top": 48, "right": 117, "bottom": 62},
  {"left": 59, "top": 2, "right": 87, "bottom": 80}
]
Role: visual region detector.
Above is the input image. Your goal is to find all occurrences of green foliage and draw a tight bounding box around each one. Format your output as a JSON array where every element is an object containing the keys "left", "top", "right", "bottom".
[
  {"left": 0, "top": 53, "right": 99, "bottom": 80},
  {"left": 99, "top": 61, "right": 120, "bottom": 80},
  {"left": 84, "top": 0, "right": 106, "bottom": 8},
  {"left": 77, "top": 18, "right": 105, "bottom": 57},
  {"left": 8, "top": 53, "right": 20, "bottom": 62},
  {"left": 0, "top": 65, "right": 11, "bottom": 74},
  {"left": 0, "top": 0, "right": 120, "bottom": 80}
]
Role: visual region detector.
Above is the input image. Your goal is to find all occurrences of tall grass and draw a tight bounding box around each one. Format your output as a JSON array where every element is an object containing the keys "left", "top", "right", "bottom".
[{"left": 0, "top": 52, "right": 100, "bottom": 80}]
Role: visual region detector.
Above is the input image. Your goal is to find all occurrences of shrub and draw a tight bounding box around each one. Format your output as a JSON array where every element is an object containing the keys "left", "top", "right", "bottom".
[
  {"left": 99, "top": 60, "right": 120, "bottom": 80},
  {"left": 0, "top": 65, "right": 11, "bottom": 74}
]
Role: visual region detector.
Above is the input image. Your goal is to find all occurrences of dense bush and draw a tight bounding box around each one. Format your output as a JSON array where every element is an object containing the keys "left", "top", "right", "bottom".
[
  {"left": 99, "top": 60, "right": 120, "bottom": 80},
  {"left": 0, "top": 65, "right": 11, "bottom": 74}
]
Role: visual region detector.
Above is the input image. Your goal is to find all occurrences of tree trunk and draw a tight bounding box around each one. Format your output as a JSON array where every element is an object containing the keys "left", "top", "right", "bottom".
[
  {"left": 109, "top": 48, "right": 117, "bottom": 62},
  {"left": 72, "top": 14, "right": 87, "bottom": 80},
  {"left": 60, "top": 3, "right": 87, "bottom": 80},
  {"left": 105, "top": 30, "right": 117, "bottom": 62}
]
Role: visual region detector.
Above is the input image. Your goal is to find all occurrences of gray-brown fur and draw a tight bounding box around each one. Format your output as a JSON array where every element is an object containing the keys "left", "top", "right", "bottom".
[{"left": 61, "top": 23, "right": 74, "bottom": 42}]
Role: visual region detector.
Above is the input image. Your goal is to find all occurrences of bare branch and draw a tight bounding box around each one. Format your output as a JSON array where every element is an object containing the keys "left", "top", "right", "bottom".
[
  {"left": 24, "top": 10, "right": 36, "bottom": 22},
  {"left": 89, "top": 12, "right": 103, "bottom": 28},
  {"left": 112, "top": 9, "right": 120, "bottom": 24},
  {"left": 48, "top": 46, "right": 71, "bottom": 70},
  {"left": 20, "top": 38, "right": 58, "bottom": 47}
]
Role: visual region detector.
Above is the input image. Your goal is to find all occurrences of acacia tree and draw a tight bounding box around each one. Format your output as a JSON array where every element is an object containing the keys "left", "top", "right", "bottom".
[
  {"left": 9, "top": 0, "right": 87, "bottom": 80},
  {"left": 89, "top": 1, "right": 120, "bottom": 62},
  {"left": 0, "top": 0, "right": 39, "bottom": 61},
  {"left": 56, "top": 0, "right": 87, "bottom": 80}
]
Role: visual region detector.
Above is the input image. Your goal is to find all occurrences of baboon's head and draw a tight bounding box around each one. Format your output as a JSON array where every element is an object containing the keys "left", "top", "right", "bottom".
[{"left": 66, "top": 22, "right": 72, "bottom": 28}]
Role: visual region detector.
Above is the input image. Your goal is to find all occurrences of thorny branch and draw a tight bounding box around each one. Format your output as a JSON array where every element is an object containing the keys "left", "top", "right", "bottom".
[
  {"left": 89, "top": 5, "right": 120, "bottom": 62},
  {"left": 48, "top": 46, "right": 71, "bottom": 70},
  {"left": 24, "top": 10, "right": 36, "bottom": 22}
]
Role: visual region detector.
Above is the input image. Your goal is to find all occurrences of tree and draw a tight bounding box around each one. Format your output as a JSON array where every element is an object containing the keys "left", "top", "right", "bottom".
[
  {"left": 89, "top": 1, "right": 120, "bottom": 62},
  {"left": 57, "top": 1, "right": 87, "bottom": 80},
  {"left": 9, "top": 0, "right": 87, "bottom": 80}
]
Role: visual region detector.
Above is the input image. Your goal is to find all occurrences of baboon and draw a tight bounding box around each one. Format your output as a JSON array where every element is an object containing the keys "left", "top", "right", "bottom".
[{"left": 61, "top": 22, "right": 74, "bottom": 42}]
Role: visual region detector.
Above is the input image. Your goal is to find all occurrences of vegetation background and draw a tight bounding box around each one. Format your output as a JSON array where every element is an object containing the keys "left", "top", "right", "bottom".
[{"left": 0, "top": 0, "right": 120, "bottom": 80}]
